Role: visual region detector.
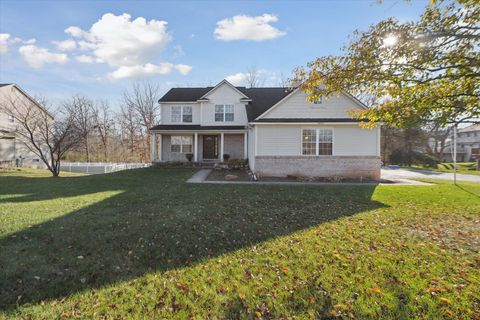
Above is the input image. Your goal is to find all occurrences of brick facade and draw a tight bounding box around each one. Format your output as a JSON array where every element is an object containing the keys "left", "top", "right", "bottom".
[{"left": 254, "top": 156, "right": 381, "bottom": 179}]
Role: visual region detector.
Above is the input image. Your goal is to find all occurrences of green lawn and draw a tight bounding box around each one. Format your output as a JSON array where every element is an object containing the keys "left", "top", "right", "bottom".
[
  {"left": 0, "top": 168, "right": 479, "bottom": 319},
  {"left": 413, "top": 162, "right": 480, "bottom": 176}
]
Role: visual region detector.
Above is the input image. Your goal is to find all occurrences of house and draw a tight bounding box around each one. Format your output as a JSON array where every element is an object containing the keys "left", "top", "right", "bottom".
[
  {"left": 149, "top": 80, "right": 381, "bottom": 179},
  {"left": 442, "top": 124, "right": 480, "bottom": 162},
  {"left": 0, "top": 83, "right": 52, "bottom": 168}
]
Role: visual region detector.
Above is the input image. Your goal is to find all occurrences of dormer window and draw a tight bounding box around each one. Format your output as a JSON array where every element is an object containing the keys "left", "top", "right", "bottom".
[
  {"left": 171, "top": 106, "right": 192, "bottom": 123},
  {"left": 215, "top": 104, "right": 234, "bottom": 122}
]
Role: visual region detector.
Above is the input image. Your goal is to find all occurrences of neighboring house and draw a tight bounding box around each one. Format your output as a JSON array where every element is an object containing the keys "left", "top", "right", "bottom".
[
  {"left": 442, "top": 124, "right": 480, "bottom": 162},
  {"left": 0, "top": 83, "right": 52, "bottom": 168},
  {"left": 150, "top": 79, "right": 381, "bottom": 178}
]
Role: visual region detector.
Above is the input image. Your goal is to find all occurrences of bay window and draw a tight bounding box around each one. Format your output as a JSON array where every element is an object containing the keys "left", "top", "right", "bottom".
[
  {"left": 215, "top": 104, "right": 234, "bottom": 122},
  {"left": 171, "top": 106, "right": 192, "bottom": 123},
  {"left": 302, "top": 128, "right": 333, "bottom": 155},
  {"left": 171, "top": 136, "right": 193, "bottom": 153}
]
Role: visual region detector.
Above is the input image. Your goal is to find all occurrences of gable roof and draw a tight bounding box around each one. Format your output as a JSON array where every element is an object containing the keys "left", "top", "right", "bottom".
[
  {"left": 158, "top": 85, "right": 291, "bottom": 121},
  {"left": 159, "top": 87, "right": 213, "bottom": 102},
  {"left": 157, "top": 80, "right": 367, "bottom": 122},
  {"left": 199, "top": 79, "right": 250, "bottom": 100},
  {"left": 0, "top": 83, "right": 54, "bottom": 119}
]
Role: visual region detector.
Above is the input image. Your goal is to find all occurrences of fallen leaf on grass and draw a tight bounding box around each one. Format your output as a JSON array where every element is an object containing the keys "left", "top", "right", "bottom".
[
  {"left": 439, "top": 297, "right": 451, "bottom": 304},
  {"left": 370, "top": 287, "right": 383, "bottom": 294}
]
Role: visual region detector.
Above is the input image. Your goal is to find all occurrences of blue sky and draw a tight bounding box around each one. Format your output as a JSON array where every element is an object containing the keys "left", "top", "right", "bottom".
[{"left": 0, "top": 0, "right": 428, "bottom": 108}]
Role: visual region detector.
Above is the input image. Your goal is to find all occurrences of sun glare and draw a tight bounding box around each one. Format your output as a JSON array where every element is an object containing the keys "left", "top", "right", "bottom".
[{"left": 383, "top": 34, "right": 398, "bottom": 47}]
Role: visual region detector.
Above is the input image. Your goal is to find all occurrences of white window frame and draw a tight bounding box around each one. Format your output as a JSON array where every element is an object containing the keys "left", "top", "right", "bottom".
[
  {"left": 170, "top": 135, "right": 193, "bottom": 153},
  {"left": 214, "top": 104, "right": 234, "bottom": 122},
  {"left": 302, "top": 128, "right": 333, "bottom": 156},
  {"left": 8, "top": 114, "right": 15, "bottom": 123},
  {"left": 171, "top": 106, "right": 193, "bottom": 123}
]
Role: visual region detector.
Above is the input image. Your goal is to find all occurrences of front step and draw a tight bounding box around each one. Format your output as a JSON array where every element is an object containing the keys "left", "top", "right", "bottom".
[{"left": 199, "top": 161, "right": 218, "bottom": 168}]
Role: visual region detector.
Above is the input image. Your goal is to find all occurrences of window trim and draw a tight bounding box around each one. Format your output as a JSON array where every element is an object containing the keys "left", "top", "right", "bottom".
[
  {"left": 301, "top": 128, "right": 333, "bottom": 156},
  {"left": 170, "top": 135, "right": 193, "bottom": 153},
  {"left": 214, "top": 104, "right": 234, "bottom": 122},
  {"left": 171, "top": 106, "right": 193, "bottom": 123}
]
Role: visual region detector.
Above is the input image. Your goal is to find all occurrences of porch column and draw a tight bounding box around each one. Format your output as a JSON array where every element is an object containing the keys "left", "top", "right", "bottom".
[
  {"left": 244, "top": 132, "right": 248, "bottom": 159},
  {"left": 220, "top": 133, "right": 224, "bottom": 161},
  {"left": 194, "top": 133, "right": 198, "bottom": 162},
  {"left": 150, "top": 133, "right": 156, "bottom": 162},
  {"left": 158, "top": 134, "right": 162, "bottom": 161}
]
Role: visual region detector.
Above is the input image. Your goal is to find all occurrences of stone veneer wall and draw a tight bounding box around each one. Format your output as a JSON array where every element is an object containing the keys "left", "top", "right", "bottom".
[{"left": 254, "top": 156, "right": 381, "bottom": 179}]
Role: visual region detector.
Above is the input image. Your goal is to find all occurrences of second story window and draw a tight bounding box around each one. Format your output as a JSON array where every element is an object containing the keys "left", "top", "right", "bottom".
[
  {"left": 171, "top": 106, "right": 192, "bottom": 123},
  {"left": 215, "top": 104, "right": 234, "bottom": 122},
  {"left": 8, "top": 115, "right": 15, "bottom": 123}
]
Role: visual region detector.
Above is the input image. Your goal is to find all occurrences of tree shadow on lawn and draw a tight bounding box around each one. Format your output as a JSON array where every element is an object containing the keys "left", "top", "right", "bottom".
[{"left": 0, "top": 168, "right": 387, "bottom": 311}]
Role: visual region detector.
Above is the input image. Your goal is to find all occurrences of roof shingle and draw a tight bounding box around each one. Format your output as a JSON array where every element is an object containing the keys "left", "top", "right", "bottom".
[{"left": 158, "top": 86, "right": 292, "bottom": 121}]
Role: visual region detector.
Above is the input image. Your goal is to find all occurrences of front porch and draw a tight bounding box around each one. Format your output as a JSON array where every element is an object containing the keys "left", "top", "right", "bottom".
[{"left": 150, "top": 130, "right": 247, "bottom": 163}]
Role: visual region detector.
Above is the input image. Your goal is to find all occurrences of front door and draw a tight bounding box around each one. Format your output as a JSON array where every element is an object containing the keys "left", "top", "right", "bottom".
[{"left": 203, "top": 135, "right": 218, "bottom": 160}]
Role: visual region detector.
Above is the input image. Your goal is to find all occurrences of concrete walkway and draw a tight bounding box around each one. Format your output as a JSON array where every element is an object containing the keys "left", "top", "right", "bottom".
[
  {"left": 187, "top": 169, "right": 212, "bottom": 183},
  {"left": 381, "top": 167, "right": 480, "bottom": 183}
]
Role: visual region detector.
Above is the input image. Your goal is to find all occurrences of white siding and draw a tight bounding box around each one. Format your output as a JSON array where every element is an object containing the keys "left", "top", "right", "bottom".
[
  {"left": 201, "top": 83, "right": 248, "bottom": 126},
  {"left": 160, "top": 103, "right": 200, "bottom": 125},
  {"left": 256, "top": 126, "right": 301, "bottom": 156},
  {"left": 333, "top": 126, "right": 379, "bottom": 156},
  {"left": 261, "top": 89, "right": 363, "bottom": 119},
  {"left": 255, "top": 124, "right": 378, "bottom": 156}
]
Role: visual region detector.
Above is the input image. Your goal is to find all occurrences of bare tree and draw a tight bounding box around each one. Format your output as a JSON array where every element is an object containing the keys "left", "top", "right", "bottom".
[
  {"left": 119, "top": 103, "right": 144, "bottom": 161},
  {"left": 243, "top": 67, "right": 265, "bottom": 88},
  {"left": 93, "top": 100, "right": 114, "bottom": 162},
  {"left": 64, "top": 95, "right": 96, "bottom": 162},
  {"left": 0, "top": 95, "right": 82, "bottom": 177},
  {"left": 122, "top": 81, "right": 161, "bottom": 158}
]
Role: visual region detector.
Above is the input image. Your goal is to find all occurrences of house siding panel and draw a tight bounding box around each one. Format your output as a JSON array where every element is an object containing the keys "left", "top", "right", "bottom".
[
  {"left": 262, "top": 90, "right": 362, "bottom": 119},
  {"left": 201, "top": 83, "right": 248, "bottom": 126},
  {"left": 255, "top": 124, "right": 378, "bottom": 157},
  {"left": 160, "top": 103, "right": 201, "bottom": 125},
  {"left": 256, "top": 126, "right": 301, "bottom": 156}
]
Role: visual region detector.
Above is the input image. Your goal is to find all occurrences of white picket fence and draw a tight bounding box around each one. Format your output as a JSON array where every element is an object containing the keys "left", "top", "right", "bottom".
[{"left": 60, "top": 162, "right": 150, "bottom": 174}]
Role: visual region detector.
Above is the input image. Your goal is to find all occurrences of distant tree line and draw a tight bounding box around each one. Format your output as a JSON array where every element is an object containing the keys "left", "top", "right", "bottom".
[
  {"left": 381, "top": 124, "right": 453, "bottom": 167},
  {"left": 1, "top": 81, "right": 160, "bottom": 176},
  {"left": 62, "top": 82, "right": 161, "bottom": 163}
]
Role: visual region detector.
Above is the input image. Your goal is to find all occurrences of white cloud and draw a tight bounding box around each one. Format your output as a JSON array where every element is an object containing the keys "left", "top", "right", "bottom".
[
  {"left": 214, "top": 14, "right": 286, "bottom": 41},
  {"left": 175, "top": 64, "right": 192, "bottom": 75},
  {"left": 225, "top": 72, "right": 250, "bottom": 85},
  {"left": 65, "top": 13, "right": 171, "bottom": 68},
  {"left": 53, "top": 39, "right": 77, "bottom": 51},
  {"left": 64, "top": 26, "right": 87, "bottom": 38},
  {"left": 108, "top": 62, "right": 191, "bottom": 80},
  {"left": 18, "top": 44, "right": 69, "bottom": 69},
  {"left": 0, "top": 33, "right": 10, "bottom": 54},
  {"left": 75, "top": 54, "right": 95, "bottom": 64},
  {"left": 23, "top": 38, "right": 36, "bottom": 45}
]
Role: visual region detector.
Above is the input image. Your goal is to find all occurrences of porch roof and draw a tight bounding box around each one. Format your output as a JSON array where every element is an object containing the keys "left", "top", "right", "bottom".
[{"left": 150, "top": 125, "right": 246, "bottom": 131}]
